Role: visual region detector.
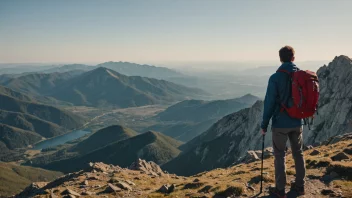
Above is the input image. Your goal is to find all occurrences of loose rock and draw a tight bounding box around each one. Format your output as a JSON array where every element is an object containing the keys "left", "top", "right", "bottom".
[
  {"left": 61, "top": 188, "right": 81, "bottom": 197},
  {"left": 309, "top": 149, "right": 321, "bottom": 156},
  {"left": 331, "top": 152, "right": 350, "bottom": 161},
  {"left": 107, "top": 183, "right": 122, "bottom": 192},
  {"left": 116, "top": 181, "right": 133, "bottom": 191}
]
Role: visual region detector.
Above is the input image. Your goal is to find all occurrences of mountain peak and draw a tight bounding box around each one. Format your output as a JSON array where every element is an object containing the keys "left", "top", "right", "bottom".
[
  {"left": 329, "top": 55, "right": 352, "bottom": 68},
  {"left": 333, "top": 55, "right": 351, "bottom": 62}
]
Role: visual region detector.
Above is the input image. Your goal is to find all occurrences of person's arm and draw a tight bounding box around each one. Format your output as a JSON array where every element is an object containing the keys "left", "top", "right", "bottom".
[{"left": 261, "top": 75, "right": 278, "bottom": 133}]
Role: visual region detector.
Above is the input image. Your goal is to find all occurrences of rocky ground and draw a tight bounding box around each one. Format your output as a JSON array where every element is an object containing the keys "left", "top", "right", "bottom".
[{"left": 14, "top": 133, "right": 352, "bottom": 198}]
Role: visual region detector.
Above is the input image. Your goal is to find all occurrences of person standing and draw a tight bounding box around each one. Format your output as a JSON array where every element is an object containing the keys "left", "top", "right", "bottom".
[{"left": 261, "top": 46, "right": 305, "bottom": 198}]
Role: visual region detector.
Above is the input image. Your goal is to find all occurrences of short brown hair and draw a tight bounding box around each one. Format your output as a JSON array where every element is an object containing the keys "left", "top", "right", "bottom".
[{"left": 279, "top": 46, "right": 295, "bottom": 62}]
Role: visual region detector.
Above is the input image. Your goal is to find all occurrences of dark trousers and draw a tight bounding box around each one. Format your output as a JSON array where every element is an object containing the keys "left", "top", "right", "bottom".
[{"left": 272, "top": 127, "right": 305, "bottom": 191}]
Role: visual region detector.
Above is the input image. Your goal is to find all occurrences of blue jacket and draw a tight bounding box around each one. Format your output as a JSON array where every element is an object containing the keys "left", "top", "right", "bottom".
[{"left": 261, "top": 62, "right": 302, "bottom": 131}]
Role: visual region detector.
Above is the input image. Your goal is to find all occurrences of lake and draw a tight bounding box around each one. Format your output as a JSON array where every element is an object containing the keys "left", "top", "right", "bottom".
[{"left": 32, "top": 130, "right": 90, "bottom": 150}]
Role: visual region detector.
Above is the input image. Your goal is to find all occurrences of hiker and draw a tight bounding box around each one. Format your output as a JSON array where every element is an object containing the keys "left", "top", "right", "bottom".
[{"left": 261, "top": 46, "right": 306, "bottom": 198}]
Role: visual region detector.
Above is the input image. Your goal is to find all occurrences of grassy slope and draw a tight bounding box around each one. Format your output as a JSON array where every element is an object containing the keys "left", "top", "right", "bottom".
[
  {"left": 0, "top": 162, "right": 62, "bottom": 197},
  {"left": 43, "top": 131, "right": 182, "bottom": 173}
]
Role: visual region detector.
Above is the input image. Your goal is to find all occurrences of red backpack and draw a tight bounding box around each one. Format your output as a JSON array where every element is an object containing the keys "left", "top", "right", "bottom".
[{"left": 277, "top": 69, "right": 319, "bottom": 119}]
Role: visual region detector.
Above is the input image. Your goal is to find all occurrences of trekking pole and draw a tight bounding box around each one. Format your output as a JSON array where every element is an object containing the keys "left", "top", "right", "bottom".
[{"left": 260, "top": 134, "right": 265, "bottom": 194}]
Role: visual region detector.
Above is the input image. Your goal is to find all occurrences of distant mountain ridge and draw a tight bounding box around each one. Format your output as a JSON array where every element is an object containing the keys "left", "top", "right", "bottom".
[
  {"left": 1, "top": 67, "right": 206, "bottom": 108},
  {"left": 48, "top": 67, "right": 206, "bottom": 107},
  {"left": 156, "top": 94, "right": 259, "bottom": 122},
  {"left": 0, "top": 61, "right": 184, "bottom": 80},
  {"left": 3, "top": 71, "right": 78, "bottom": 95},
  {"left": 144, "top": 94, "right": 260, "bottom": 142},
  {"left": 97, "top": 61, "right": 184, "bottom": 79}
]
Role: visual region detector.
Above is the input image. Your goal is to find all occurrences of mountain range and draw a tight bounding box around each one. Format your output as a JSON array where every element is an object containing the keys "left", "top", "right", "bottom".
[
  {"left": 0, "top": 61, "right": 184, "bottom": 80},
  {"left": 1, "top": 67, "right": 206, "bottom": 108}
]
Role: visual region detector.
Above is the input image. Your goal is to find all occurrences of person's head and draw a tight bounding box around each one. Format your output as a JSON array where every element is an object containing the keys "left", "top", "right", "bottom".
[{"left": 279, "top": 46, "right": 295, "bottom": 63}]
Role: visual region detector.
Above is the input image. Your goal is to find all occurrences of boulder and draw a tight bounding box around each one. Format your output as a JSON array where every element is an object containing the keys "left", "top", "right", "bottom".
[
  {"left": 343, "top": 148, "right": 352, "bottom": 155},
  {"left": 243, "top": 151, "right": 260, "bottom": 163},
  {"left": 129, "top": 158, "right": 164, "bottom": 176},
  {"left": 157, "top": 184, "right": 175, "bottom": 194},
  {"left": 309, "top": 149, "right": 321, "bottom": 156},
  {"left": 116, "top": 181, "right": 132, "bottom": 191},
  {"left": 61, "top": 188, "right": 81, "bottom": 197},
  {"left": 87, "top": 162, "right": 121, "bottom": 173},
  {"left": 193, "top": 178, "right": 200, "bottom": 182},
  {"left": 331, "top": 152, "right": 350, "bottom": 161},
  {"left": 107, "top": 183, "right": 122, "bottom": 192}
]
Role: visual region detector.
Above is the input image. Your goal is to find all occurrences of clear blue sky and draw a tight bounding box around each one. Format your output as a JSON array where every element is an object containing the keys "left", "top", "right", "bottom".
[{"left": 0, "top": 0, "right": 351, "bottom": 64}]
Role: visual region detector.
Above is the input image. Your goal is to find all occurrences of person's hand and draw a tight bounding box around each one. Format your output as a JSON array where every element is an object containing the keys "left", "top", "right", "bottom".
[{"left": 261, "top": 128, "right": 266, "bottom": 136}]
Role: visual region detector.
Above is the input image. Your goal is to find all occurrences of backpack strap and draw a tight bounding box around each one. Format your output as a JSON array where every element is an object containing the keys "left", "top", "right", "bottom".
[{"left": 276, "top": 69, "right": 292, "bottom": 113}]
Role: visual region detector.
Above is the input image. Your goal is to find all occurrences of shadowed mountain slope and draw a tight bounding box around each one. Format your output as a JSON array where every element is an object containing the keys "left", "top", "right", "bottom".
[
  {"left": 0, "top": 110, "right": 64, "bottom": 138},
  {"left": 70, "top": 125, "right": 138, "bottom": 155},
  {"left": 0, "top": 124, "right": 42, "bottom": 150}
]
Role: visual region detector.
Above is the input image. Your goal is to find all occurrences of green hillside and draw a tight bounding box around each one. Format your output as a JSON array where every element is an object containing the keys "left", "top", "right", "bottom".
[
  {"left": 0, "top": 124, "right": 42, "bottom": 150},
  {"left": 0, "top": 93, "right": 85, "bottom": 130},
  {"left": 0, "top": 162, "right": 62, "bottom": 197},
  {"left": 70, "top": 125, "right": 138, "bottom": 154},
  {"left": 43, "top": 131, "right": 182, "bottom": 173},
  {"left": 0, "top": 110, "right": 64, "bottom": 138}
]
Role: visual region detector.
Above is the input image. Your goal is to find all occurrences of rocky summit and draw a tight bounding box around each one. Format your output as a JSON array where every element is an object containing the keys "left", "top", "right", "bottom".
[
  {"left": 306, "top": 55, "right": 352, "bottom": 144},
  {"left": 15, "top": 133, "right": 352, "bottom": 198}
]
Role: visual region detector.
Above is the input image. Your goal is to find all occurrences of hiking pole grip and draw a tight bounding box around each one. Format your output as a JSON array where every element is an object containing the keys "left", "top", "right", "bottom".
[{"left": 260, "top": 134, "right": 265, "bottom": 194}]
